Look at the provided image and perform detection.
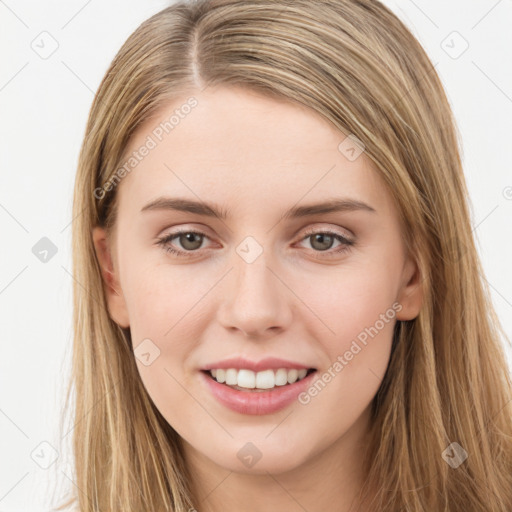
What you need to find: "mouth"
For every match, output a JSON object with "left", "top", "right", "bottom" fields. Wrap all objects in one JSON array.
[
  {"left": 199, "top": 366, "right": 319, "bottom": 415},
  {"left": 201, "top": 367, "right": 317, "bottom": 392}
]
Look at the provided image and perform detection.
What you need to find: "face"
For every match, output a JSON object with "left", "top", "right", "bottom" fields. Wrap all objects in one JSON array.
[{"left": 93, "top": 85, "right": 422, "bottom": 477}]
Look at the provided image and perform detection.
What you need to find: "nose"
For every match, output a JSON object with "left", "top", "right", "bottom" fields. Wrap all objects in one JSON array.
[{"left": 217, "top": 252, "right": 293, "bottom": 338}]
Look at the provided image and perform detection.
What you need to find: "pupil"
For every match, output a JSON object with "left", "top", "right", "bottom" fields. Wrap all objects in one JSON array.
[
  {"left": 182, "top": 232, "right": 202, "bottom": 250},
  {"left": 312, "top": 233, "right": 332, "bottom": 251}
]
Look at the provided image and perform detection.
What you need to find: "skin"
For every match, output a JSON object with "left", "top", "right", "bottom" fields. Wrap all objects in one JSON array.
[{"left": 92, "top": 85, "right": 423, "bottom": 512}]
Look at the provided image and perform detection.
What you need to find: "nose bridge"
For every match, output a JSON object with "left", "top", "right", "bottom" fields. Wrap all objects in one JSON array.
[{"left": 217, "top": 240, "right": 292, "bottom": 336}]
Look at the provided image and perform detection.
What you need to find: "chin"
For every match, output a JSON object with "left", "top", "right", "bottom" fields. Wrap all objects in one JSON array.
[{"left": 208, "top": 443, "right": 310, "bottom": 475}]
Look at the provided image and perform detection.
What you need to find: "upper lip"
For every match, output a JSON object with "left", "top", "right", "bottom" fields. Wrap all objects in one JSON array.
[{"left": 202, "top": 356, "right": 316, "bottom": 373}]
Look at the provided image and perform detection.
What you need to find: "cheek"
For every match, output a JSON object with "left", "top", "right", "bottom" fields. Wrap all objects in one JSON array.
[
  {"left": 293, "top": 258, "right": 399, "bottom": 401},
  {"left": 122, "top": 262, "right": 210, "bottom": 409},
  {"left": 298, "top": 256, "right": 400, "bottom": 343},
  {"left": 123, "top": 258, "right": 210, "bottom": 339},
  {"left": 295, "top": 270, "right": 398, "bottom": 440}
]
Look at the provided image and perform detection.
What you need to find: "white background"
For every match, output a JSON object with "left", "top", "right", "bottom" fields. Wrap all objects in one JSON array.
[{"left": 1, "top": 0, "right": 511, "bottom": 509}]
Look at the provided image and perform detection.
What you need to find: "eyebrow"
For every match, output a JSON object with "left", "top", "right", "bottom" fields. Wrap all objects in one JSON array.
[{"left": 140, "top": 196, "right": 377, "bottom": 219}]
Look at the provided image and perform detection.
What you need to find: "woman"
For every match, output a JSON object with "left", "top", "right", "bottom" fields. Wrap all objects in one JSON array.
[{"left": 59, "top": 0, "right": 512, "bottom": 510}]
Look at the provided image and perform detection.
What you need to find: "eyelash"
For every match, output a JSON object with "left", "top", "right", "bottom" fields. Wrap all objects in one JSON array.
[{"left": 156, "top": 227, "right": 355, "bottom": 259}]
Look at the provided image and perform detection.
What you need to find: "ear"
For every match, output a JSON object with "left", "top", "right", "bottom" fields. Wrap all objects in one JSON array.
[
  {"left": 395, "top": 254, "right": 424, "bottom": 321},
  {"left": 92, "top": 226, "right": 130, "bottom": 328}
]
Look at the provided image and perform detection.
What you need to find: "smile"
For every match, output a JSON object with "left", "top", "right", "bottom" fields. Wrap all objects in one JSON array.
[
  {"left": 200, "top": 368, "right": 318, "bottom": 415},
  {"left": 207, "top": 368, "right": 315, "bottom": 391}
]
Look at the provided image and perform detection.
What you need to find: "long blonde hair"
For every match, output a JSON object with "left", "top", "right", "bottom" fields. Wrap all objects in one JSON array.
[{"left": 58, "top": 0, "right": 512, "bottom": 510}]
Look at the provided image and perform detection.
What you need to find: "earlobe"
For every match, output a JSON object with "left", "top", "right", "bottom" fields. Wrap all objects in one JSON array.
[
  {"left": 395, "top": 255, "right": 424, "bottom": 321},
  {"left": 91, "top": 226, "right": 130, "bottom": 329}
]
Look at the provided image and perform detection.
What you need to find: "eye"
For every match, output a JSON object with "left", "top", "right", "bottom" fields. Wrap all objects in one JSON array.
[
  {"left": 156, "top": 227, "right": 355, "bottom": 259},
  {"left": 297, "top": 228, "right": 355, "bottom": 258},
  {"left": 156, "top": 229, "right": 210, "bottom": 258}
]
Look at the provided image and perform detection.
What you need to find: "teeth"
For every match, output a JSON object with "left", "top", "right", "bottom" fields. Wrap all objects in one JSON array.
[
  {"left": 208, "top": 368, "right": 310, "bottom": 390},
  {"left": 225, "top": 368, "right": 238, "bottom": 385},
  {"left": 275, "top": 368, "right": 288, "bottom": 386}
]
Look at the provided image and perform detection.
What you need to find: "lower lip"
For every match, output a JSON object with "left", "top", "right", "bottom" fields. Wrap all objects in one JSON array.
[{"left": 199, "top": 370, "right": 317, "bottom": 415}]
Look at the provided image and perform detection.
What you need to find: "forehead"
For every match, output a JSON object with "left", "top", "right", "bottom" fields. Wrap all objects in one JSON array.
[{"left": 116, "top": 86, "right": 392, "bottom": 218}]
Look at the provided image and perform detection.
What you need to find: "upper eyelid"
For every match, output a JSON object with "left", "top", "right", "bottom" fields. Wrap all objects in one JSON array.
[{"left": 301, "top": 225, "right": 354, "bottom": 240}]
